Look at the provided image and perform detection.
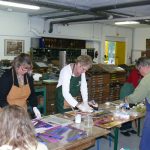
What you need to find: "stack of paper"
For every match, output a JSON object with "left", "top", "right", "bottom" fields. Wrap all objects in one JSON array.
[{"left": 41, "top": 115, "right": 73, "bottom": 126}]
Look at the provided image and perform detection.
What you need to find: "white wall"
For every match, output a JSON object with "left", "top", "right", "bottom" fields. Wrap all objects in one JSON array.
[
  {"left": 133, "top": 28, "right": 150, "bottom": 62},
  {"left": 0, "top": 10, "right": 134, "bottom": 64},
  {"left": 0, "top": 10, "right": 31, "bottom": 60}
]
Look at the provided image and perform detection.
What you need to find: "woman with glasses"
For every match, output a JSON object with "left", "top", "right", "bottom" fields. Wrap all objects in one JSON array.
[
  {"left": 56, "top": 55, "right": 93, "bottom": 114},
  {"left": 0, "top": 53, "right": 41, "bottom": 119}
]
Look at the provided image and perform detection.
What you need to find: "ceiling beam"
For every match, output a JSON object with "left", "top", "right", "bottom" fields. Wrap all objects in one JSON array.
[
  {"left": 5, "top": 0, "right": 150, "bottom": 26},
  {"left": 5, "top": 0, "right": 96, "bottom": 16},
  {"left": 91, "top": 0, "right": 150, "bottom": 12},
  {"left": 30, "top": 10, "right": 63, "bottom": 17}
]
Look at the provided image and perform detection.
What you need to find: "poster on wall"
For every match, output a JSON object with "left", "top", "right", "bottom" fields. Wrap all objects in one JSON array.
[{"left": 4, "top": 39, "right": 24, "bottom": 56}]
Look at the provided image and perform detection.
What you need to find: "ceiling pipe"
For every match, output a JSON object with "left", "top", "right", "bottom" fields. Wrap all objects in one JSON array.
[
  {"left": 45, "top": 13, "right": 81, "bottom": 20},
  {"left": 49, "top": 22, "right": 53, "bottom": 33},
  {"left": 91, "top": 0, "right": 150, "bottom": 12},
  {"left": 90, "top": 15, "right": 150, "bottom": 23},
  {"left": 104, "top": 11, "right": 134, "bottom": 18},
  {"left": 48, "top": 15, "right": 118, "bottom": 33},
  {"left": 50, "top": 16, "right": 109, "bottom": 25}
]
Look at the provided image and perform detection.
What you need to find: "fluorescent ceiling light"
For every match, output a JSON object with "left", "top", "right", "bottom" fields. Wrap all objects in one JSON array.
[
  {"left": 115, "top": 21, "right": 140, "bottom": 25},
  {"left": 0, "top": 1, "right": 40, "bottom": 10}
]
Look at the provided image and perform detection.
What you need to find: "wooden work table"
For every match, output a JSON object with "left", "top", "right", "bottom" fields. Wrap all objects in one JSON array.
[
  {"left": 63, "top": 100, "right": 145, "bottom": 150},
  {"left": 96, "top": 100, "right": 145, "bottom": 150},
  {"left": 36, "top": 114, "right": 110, "bottom": 150}
]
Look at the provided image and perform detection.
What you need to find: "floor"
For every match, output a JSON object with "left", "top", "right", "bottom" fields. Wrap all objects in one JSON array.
[{"left": 88, "top": 119, "right": 144, "bottom": 150}]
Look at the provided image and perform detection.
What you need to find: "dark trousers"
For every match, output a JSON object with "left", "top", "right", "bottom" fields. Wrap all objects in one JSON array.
[{"left": 120, "top": 121, "right": 132, "bottom": 131}]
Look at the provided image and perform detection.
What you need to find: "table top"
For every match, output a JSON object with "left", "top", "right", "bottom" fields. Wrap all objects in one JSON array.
[
  {"left": 37, "top": 100, "right": 145, "bottom": 149},
  {"left": 64, "top": 100, "right": 145, "bottom": 129}
]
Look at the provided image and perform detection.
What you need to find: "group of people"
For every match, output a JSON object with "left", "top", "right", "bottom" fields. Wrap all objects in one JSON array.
[
  {"left": 0, "top": 53, "right": 93, "bottom": 149},
  {"left": 58, "top": 55, "right": 150, "bottom": 150},
  {"left": 0, "top": 52, "right": 150, "bottom": 150}
]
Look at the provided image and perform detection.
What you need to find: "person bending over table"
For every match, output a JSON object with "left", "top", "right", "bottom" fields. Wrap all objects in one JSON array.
[
  {"left": 125, "top": 57, "right": 150, "bottom": 150},
  {"left": 0, "top": 53, "right": 41, "bottom": 119},
  {"left": 56, "top": 55, "right": 93, "bottom": 114},
  {"left": 0, "top": 105, "right": 48, "bottom": 150},
  {"left": 120, "top": 67, "right": 142, "bottom": 136}
]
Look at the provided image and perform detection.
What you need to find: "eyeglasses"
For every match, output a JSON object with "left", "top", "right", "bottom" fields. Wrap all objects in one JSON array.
[
  {"left": 21, "top": 65, "right": 32, "bottom": 72},
  {"left": 80, "top": 65, "right": 89, "bottom": 72}
]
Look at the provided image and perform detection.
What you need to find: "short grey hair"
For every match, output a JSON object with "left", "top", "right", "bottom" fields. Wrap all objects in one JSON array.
[
  {"left": 136, "top": 57, "right": 150, "bottom": 68},
  {"left": 12, "top": 53, "right": 32, "bottom": 69},
  {"left": 75, "top": 55, "right": 93, "bottom": 69}
]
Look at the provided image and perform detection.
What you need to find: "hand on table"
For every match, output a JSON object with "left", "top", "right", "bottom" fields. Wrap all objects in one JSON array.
[{"left": 78, "top": 102, "right": 93, "bottom": 113}]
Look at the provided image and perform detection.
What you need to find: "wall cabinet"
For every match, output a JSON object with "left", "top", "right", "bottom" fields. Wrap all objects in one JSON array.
[
  {"left": 45, "top": 82, "right": 57, "bottom": 115},
  {"left": 35, "top": 86, "right": 46, "bottom": 115},
  {"left": 31, "top": 37, "right": 95, "bottom": 64},
  {"left": 35, "top": 82, "right": 57, "bottom": 115}
]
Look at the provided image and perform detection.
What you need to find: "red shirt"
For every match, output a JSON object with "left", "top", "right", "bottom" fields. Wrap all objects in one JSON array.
[{"left": 127, "top": 68, "right": 142, "bottom": 88}]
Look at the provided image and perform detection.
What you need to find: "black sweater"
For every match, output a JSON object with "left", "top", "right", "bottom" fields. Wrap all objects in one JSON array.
[{"left": 0, "top": 68, "right": 37, "bottom": 108}]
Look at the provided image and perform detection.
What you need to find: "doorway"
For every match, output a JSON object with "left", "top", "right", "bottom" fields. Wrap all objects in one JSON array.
[{"left": 104, "top": 40, "right": 126, "bottom": 65}]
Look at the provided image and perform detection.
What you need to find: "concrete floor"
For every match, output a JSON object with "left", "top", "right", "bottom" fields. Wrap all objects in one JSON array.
[{"left": 88, "top": 119, "right": 144, "bottom": 150}]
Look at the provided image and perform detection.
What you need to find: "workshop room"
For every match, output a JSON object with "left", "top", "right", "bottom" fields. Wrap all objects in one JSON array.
[{"left": 0, "top": 0, "right": 150, "bottom": 150}]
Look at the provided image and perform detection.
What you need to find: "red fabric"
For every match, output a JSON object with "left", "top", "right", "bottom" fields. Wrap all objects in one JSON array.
[{"left": 127, "top": 68, "right": 142, "bottom": 88}]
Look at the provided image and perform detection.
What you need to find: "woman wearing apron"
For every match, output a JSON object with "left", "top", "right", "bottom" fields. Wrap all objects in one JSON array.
[
  {"left": 0, "top": 53, "right": 41, "bottom": 119},
  {"left": 125, "top": 57, "right": 150, "bottom": 150},
  {"left": 56, "top": 55, "right": 93, "bottom": 114}
]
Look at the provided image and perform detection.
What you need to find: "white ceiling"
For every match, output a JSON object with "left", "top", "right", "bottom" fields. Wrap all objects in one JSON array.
[{"left": 1, "top": 0, "right": 150, "bottom": 28}]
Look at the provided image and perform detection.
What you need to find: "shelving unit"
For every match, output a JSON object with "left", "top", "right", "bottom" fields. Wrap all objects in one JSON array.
[
  {"left": 31, "top": 37, "right": 95, "bottom": 64},
  {"left": 86, "top": 64, "right": 126, "bottom": 104}
]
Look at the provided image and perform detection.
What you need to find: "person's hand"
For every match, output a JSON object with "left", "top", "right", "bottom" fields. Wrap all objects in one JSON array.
[
  {"left": 88, "top": 100, "right": 98, "bottom": 108},
  {"left": 33, "top": 107, "right": 41, "bottom": 119},
  {"left": 77, "top": 103, "right": 93, "bottom": 113},
  {"left": 77, "top": 103, "right": 87, "bottom": 112},
  {"left": 83, "top": 102, "right": 93, "bottom": 112},
  {"left": 124, "top": 97, "right": 129, "bottom": 104}
]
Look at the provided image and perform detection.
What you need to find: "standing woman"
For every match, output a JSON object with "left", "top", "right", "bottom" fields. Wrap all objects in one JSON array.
[
  {"left": 56, "top": 55, "right": 93, "bottom": 113},
  {"left": 0, "top": 53, "right": 41, "bottom": 118}
]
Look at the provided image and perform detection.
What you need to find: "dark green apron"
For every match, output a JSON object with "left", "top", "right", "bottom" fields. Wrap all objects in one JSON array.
[{"left": 55, "top": 74, "right": 81, "bottom": 114}]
